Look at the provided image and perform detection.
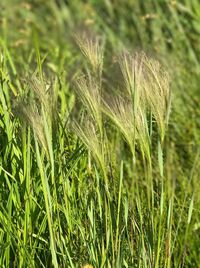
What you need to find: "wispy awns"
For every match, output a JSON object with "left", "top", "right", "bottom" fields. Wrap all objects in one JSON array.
[
  {"left": 71, "top": 118, "right": 107, "bottom": 177},
  {"left": 102, "top": 94, "right": 150, "bottom": 160},
  {"left": 102, "top": 96, "right": 135, "bottom": 154},
  {"left": 119, "top": 51, "right": 171, "bottom": 119},
  {"left": 15, "top": 101, "right": 48, "bottom": 150},
  {"left": 142, "top": 55, "right": 171, "bottom": 142},
  {"left": 71, "top": 34, "right": 171, "bottom": 173},
  {"left": 72, "top": 33, "right": 107, "bottom": 176},
  {"left": 75, "top": 74, "right": 103, "bottom": 134},
  {"left": 119, "top": 51, "right": 145, "bottom": 101},
  {"left": 105, "top": 52, "right": 171, "bottom": 150},
  {"left": 29, "top": 75, "right": 52, "bottom": 114},
  {"left": 13, "top": 75, "right": 56, "bottom": 153},
  {"left": 75, "top": 33, "right": 104, "bottom": 75},
  {"left": 72, "top": 40, "right": 171, "bottom": 165}
]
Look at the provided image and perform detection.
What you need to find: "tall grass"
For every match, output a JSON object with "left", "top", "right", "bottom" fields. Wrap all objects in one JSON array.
[
  {"left": 72, "top": 35, "right": 173, "bottom": 267},
  {"left": 0, "top": 1, "right": 199, "bottom": 267}
]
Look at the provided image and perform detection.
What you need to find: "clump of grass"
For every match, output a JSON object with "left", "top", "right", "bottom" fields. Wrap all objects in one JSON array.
[
  {"left": 71, "top": 37, "right": 174, "bottom": 267},
  {"left": 72, "top": 37, "right": 171, "bottom": 180},
  {"left": 73, "top": 43, "right": 171, "bottom": 167},
  {"left": 72, "top": 36, "right": 172, "bottom": 242},
  {"left": 1, "top": 1, "right": 199, "bottom": 267}
]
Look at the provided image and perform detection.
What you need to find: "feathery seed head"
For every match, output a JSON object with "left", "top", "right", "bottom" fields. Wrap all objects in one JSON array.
[
  {"left": 75, "top": 33, "right": 104, "bottom": 74},
  {"left": 13, "top": 75, "right": 56, "bottom": 153},
  {"left": 141, "top": 55, "right": 171, "bottom": 141},
  {"left": 75, "top": 74, "right": 102, "bottom": 133},
  {"left": 71, "top": 118, "right": 107, "bottom": 176}
]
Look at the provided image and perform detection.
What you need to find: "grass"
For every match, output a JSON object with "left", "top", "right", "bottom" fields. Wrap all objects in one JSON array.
[{"left": 0, "top": 0, "right": 200, "bottom": 267}]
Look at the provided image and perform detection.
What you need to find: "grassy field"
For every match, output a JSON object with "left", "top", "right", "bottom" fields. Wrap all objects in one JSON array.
[{"left": 0, "top": 1, "right": 200, "bottom": 267}]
